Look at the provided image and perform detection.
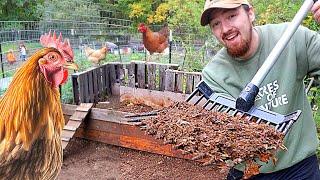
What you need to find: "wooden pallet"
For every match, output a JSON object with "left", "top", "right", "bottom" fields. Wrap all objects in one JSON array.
[{"left": 62, "top": 103, "right": 93, "bottom": 150}]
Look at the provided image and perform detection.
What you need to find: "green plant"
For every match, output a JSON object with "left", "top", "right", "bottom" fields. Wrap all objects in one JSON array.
[{"left": 60, "top": 80, "right": 74, "bottom": 104}]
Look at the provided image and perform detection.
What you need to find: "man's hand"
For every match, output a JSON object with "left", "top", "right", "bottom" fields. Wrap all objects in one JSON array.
[{"left": 311, "top": 1, "right": 320, "bottom": 23}]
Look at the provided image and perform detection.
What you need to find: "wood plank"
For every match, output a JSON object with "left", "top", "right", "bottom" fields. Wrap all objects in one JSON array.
[
  {"left": 92, "top": 69, "right": 99, "bottom": 102},
  {"left": 62, "top": 104, "right": 77, "bottom": 115},
  {"left": 108, "top": 64, "right": 116, "bottom": 85},
  {"left": 87, "top": 70, "right": 94, "bottom": 103},
  {"left": 62, "top": 141, "right": 69, "bottom": 149},
  {"left": 78, "top": 73, "right": 86, "bottom": 104},
  {"left": 159, "top": 65, "right": 166, "bottom": 91},
  {"left": 62, "top": 129, "right": 75, "bottom": 139},
  {"left": 64, "top": 125, "right": 77, "bottom": 131},
  {"left": 70, "top": 111, "right": 88, "bottom": 121},
  {"left": 104, "top": 64, "right": 112, "bottom": 96},
  {"left": 65, "top": 120, "right": 82, "bottom": 128},
  {"left": 136, "top": 62, "right": 146, "bottom": 88},
  {"left": 131, "top": 61, "right": 179, "bottom": 69},
  {"left": 71, "top": 74, "right": 80, "bottom": 105},
  {"left": 97, "top": 66, "right": 103, "bottom": 98},
  {"left": 89, "top": 108, "right": 131, "bottom": 123},
  {"left": 175, "top": 72, "right": 184, "bottom": 93},
  {"left": 108, "top": 64, "right": 117, "bottom": 95},
  {"left": 73, "top": 125, "right": 197, "bottom": 161},
  {"left": 147, "top": 63, "right": 156, "bottom": 90},
  {"left": 165, "top": 70, "right": 175, "bottom": 92},
  {"left": 62, "top": 137, "right": 70, "bottom": 142},
  {"left": 118, "top": 64, "right": 125, "bottom": 86},
  {"left": 185, "top": 74, "right": 193, "bottom": 94},
  {"left": 193, "top": 75, "right": 202, "bottom": 90},
  {"left": 101, "top": 64, "right": 107, "bottom": 95},
  {"left": 127, "top": 62, "right": 135, "bottom": 87},
  {"left": 76, "top": 103, "right": 94, "bottom": 112}
]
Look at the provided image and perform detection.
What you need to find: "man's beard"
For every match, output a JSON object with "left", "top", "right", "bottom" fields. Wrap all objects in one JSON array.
[{"left": 224, "top": 29, "right": 252, "bottom": 58}]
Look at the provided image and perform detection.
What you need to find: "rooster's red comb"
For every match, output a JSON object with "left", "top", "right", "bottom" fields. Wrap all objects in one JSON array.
[{"left": 40, "top": 30, "right": 74, "bottom": 61}]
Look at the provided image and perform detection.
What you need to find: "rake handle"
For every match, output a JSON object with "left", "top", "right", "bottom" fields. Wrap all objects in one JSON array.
[{"left": 236, "top": 0, "right": 318, "bottom": 112}]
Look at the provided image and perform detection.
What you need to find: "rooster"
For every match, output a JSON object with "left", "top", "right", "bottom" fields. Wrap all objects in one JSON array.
[
  {"left": 138, "top": 23, "right": 169, "bottom": 61},
  {"left": 84, "top": 45, "right": 108, "bottom": 66},
  {"left": 0, "top": 31, "right": 78, "bottom": 179}
]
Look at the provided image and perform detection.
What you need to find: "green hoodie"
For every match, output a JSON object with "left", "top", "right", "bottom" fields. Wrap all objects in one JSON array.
[{"left": 202, "top": 23, "right": 320, "bottom": 173}]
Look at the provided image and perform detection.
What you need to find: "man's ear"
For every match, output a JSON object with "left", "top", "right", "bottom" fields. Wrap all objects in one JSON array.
[{"left": 248, "top": 6, "right": 256, "bottom": 23}]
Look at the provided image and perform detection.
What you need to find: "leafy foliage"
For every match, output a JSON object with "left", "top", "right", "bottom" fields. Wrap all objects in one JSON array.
[
  {"left": 0, "top": 0, "right": 44, "bottom": 21},
  {"left": 251, "top": 0, "right": 320, "bottom": 31}
]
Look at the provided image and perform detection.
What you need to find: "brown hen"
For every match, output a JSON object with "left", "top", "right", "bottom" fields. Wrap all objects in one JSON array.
[
  {"left": 138, "top": 23, "right": 169, "bottom": 61},
  {"left": 0, "top": 32, "right": 78, "bottom": 180}
]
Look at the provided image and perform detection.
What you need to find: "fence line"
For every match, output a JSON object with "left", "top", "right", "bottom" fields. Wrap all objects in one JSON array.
[{"left": 71, "top": 61, "right": 202, "bottom": 104}]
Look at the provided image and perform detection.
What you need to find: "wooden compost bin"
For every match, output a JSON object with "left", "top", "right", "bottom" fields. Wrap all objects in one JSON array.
[{"left": 65, "top": 61, "right": 203, "bottom": 160}]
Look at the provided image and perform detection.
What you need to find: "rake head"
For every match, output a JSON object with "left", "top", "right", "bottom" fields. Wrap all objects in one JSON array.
[{"left": 186, "top": 81, "right": 301, "bottom": 135}]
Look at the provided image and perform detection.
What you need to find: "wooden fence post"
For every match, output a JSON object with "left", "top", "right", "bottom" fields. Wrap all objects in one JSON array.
[
  {"left": 71, "top": 74, "right": 80, "bottom": 105},
  {"left": 165, "top": 69, "right": 175, "bottom": 92}
]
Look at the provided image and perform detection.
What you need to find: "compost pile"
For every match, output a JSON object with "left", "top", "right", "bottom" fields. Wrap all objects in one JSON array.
[{"left": 140, "top": 102, "right": 285, "bottom": 179}]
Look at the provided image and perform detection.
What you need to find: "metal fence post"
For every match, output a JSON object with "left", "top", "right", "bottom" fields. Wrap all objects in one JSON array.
[
  {"left": 0, "top": 44, "right": 4, "bottom": 78},
  {"left": 169, "top": 30, "right": 172, "bottom": 63}
]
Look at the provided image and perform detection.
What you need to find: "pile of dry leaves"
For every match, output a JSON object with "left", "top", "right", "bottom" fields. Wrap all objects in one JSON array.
[{"left": 140, "top": 102, "right": 286, "bottom": 179}]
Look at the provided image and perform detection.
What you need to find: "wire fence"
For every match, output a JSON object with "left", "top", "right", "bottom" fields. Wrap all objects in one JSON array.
[{"left": 0, "top": 2, "right": 215, "bottom": 93}]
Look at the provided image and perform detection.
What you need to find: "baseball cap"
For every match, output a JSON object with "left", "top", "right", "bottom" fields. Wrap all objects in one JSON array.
[{"left": 200, "top": 0, "right": 250, "bottom": 26}]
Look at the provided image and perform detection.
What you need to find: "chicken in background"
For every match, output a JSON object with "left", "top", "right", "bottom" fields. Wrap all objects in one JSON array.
[
  {"left": 0, "top": 31, "right": 78, "bottom": 179},
  {"left": 120, "top": 93, "right": 173, "bottom": 110},
  {"left": 84, "top": 44, "right": 108, "bottom": 66},
  {"left": 6, "top": 49, "right": 16, "bottom": 65},
  {"left": 138, "top": 23, "right": 169, "bottom": 61}
]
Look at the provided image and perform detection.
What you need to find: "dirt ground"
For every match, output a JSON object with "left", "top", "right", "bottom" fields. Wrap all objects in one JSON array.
[{"left": 58, "top": 138, "right": 227, "bottom": 180}]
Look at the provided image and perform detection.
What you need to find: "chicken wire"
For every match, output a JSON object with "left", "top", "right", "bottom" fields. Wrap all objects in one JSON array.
[{"left": 0, "top": 1, "right": 213, "bottom": 96}]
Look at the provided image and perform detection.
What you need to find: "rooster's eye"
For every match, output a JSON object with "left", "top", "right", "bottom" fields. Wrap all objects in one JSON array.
[
  {"left": 49, "top": 54, "right": 57, "bottom": 60},
  {"left": 46, "top": 52, "right": 59, "bottom": 61}
]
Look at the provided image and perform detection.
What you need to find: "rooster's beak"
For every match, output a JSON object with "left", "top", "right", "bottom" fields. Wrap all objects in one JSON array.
[{"left": 63, "top": 62, "right": 79, "bottom": 70}]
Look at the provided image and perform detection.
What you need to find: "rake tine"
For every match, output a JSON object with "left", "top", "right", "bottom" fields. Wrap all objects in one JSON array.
[
  {"left": 231, "top": 110, "right": 238, "bottom": 116},
  {"left": 237, "top": 112, "right": 245, "bottom": 119},
  {"left": 194, "top": 94, "right": 205, "bottom": 105},
  {"left": 186, "top": 89, "right": 199, "bottom": 102},
  {"left": 217, "top": 104, "right": 225, "bottom": 112},
  {"left": 246, "top": 115, "right": 253, "bottom": 121},
  {"left": 278, "top": 122, "right": 287, "bottom": 132},
  {"left": 127, "top": 118, "right": 142, "bottom": 123},
  {"left": 283, "top": 120, "right": 294, "bottom": 134},
  {"left": 124, "top": 111, "right": 159, "bottom": 118},
  {"left": 223, "top": 107, "right": 231, "bottom": 113},
  {"left": 256, "top": 118, "right": 262, "bottom": 124},
  {"left": 202, "top": 100, "right": 211, "bottom": 109},
  {"left": 209, "top": 102, "right": 218, "bottom": 110}
]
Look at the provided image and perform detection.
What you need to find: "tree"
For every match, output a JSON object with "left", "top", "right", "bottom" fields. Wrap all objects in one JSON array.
[
  {"left": 251, "top": 0, "right": 320, "bottom": 31},
  {"left": 0, "top": 0, "right": 44, "bottom": 21}
]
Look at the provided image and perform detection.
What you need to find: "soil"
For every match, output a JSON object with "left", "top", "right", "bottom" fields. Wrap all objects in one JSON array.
[{"left": 58, "top": 138, "right": 226, "bottom": 180}]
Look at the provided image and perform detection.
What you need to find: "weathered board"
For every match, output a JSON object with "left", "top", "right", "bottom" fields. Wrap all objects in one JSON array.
[
  {"left": 62, "top": 103, "right": 93, "bottom": 149},
  {"left": 62, "top": 104, "right": 201, "bottom": 161},
  {"left": 164, "top": 69, "right": 202, "bottom": 94}
]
